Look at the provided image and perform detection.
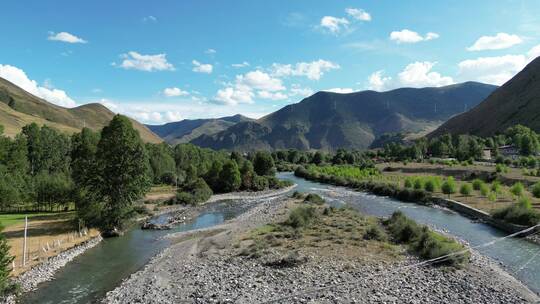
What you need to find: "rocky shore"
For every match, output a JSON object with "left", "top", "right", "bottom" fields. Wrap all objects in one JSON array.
[{"left": 103, "top": 195, "right": 539, "bottom": 304}]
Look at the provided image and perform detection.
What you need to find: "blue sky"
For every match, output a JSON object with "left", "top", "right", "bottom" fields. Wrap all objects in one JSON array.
[{"left": 1, "top": 0, "right": 540, "bottom": 124}]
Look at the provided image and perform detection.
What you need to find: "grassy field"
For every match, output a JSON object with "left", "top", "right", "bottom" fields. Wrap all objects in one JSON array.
[
  {"left": 375, "top": 162, "right": 540, "bottom": 212},
  {"left": 1, "top": 211, "right": 99, "bottom": 276}
]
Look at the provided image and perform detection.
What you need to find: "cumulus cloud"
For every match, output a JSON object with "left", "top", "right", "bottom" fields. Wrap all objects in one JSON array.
[
  {"left": 257, "top": 90, "right": 288, "bottom": 100},
  {"left": 467, "top": 33, "right": 522, "bottom": 51},
  {"left": 345, "top": 8, "right": 371, "bottom": 21},
  {"left": 389, "top": 29, "right": 439, "bottom": 44},
  {"left": 116, "top": 52, "right": 175, "bottom": 72},
  {"left": 237, "top": 70, "right": 284, "bottom": 91},
  {"left": 366, "top": 62, "right": 453, "bottom": 91},
  {"left": 289, "top": 84, "right": 313, "bottom": 97},
  {"left": 323, "top": 88, "right": 354, "bottom": 94},
  {"left": 398, "top": 62, "right": 454, "bottom": 87},
  {"left": 367, "top": 70, "right": 393, "bottom": 91},
  {"left": 47, "top": 31, "right": 87, "bottom": 44},
  {"left": 320, "top": 16, "right": 349, "bottom": 34},
  {"left": 0, "top": 64, "right": 77, "bottom": 107},
  {"left": 192, "top": 60, "right": 213, "bottom": 74},
  {"left": 271, "top": 60, "right": 340, "bottom": 80},
  {"left": 214, "top": 87, "right": 254, "bottom": 106},
  {"left": 162, "top": 87, "right": 189, "bottom": 97},
  {"left": 232, "top": 61, "right": 250, "bottom": 68},
  {"left": 457, "top": 44, "right": 540, "bottom": 85}
]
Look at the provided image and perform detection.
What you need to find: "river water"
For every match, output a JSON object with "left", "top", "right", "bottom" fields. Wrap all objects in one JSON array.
[{"left": 21, "top": 172, "right": 540, "bottom": 303}]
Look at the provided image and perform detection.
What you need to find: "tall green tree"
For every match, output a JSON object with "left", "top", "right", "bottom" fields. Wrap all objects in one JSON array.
[
  {"left": 0, "top": 224, "right": 14, "bottom": 295},
  {"left": 253, "top": 151, "right": 275, "bottom": 176},
  {"left": 91, "top": 115, "right": 151, "bottom": 231},
  {"left": 219, "top": 160, "right": 241, "bottom": 192}
]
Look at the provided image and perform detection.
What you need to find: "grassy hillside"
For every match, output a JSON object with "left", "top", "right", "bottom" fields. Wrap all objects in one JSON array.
[
  {"left": 0, "top": 77, "right": 162, "bottom": 143},
  {"left": 431, "top": 56, "right": 540, "bottom": 137},
  {"left": 147, "top": 114, "right": 252, "bottom": 144},
  {"left": 192, "top": 82, "right": 497, "bottom": 151}
]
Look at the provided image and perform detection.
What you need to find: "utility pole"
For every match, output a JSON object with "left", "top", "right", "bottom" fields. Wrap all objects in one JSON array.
[{"left": 23, "top": 216, "right": 28, "bottom": 266}]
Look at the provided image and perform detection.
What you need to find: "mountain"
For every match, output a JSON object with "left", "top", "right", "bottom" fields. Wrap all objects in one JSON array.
[
  {"left": 147, "top": 114, "right": 253, "bottom": 145},
  {"left": 431, "top": 57, "right": 540, "bottom": 137},
  {"left": 191, "top": 82, "right": 497, "bottom": 151},
  {"left": 0, "top": 77, "right": 162, "bottom": 143}
]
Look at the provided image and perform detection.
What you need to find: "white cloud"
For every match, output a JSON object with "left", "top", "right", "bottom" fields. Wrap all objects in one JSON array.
[
  {"left": 232, "top": 61, "right": 250, "bottom": 68},
  {"left": 47, "top": 31, "right": 87, "bottom": 44},
  {"left": 323, "top": 88, "right": 354, "bottom": 94},
  {"left": 205, "top": 49, "right": 217, "bottom": 54},
  {"left": 237, "top": 70, "right": 285, "bottom": 91},
  {"left": 142, "top": 16, "right": 157, "bottom": 23},
  {"left": 0, "top": 64, "right": 77, "bottom": 107},
  {"left": 162, "top": 87, "right": 189, "bottom": 97},
  {"left": 467, "top": 33, "right": 523, "bottom": 51},
  {"left": 214, "top": 87, "right": 254, "bottom": 106},
  {"left": 528, "top": 45, "right": 540, "bottom": 59},
  {"left": 365, "top": 62, "right": 453, "bottom": 91},
  {"left": 458, "top": 55, "right": 527, "bottom": 85},
  {"left": 345, "top": 8, "right": 371, "bottom": 21},
  {"left": 192, "top": 60, "right": 213, "bottom": 74},
  {"left": 271, "top": 60, "right": 340, "bottom": 80},
  {"left": 367, "top": 70, "right": 393, "bottom": 91},
  {"left": 320, "top": 16, "right": 349, "bottom": 34},
  {"left": 116, "top": 51, "right": 174, "bottom": 72},
  {"left": 398, "top": 62, "right": 454, "bottom": 87},
  {"left": 257, "top": 91, "right": 288, "bottom": 100},
  {"left": 289, "top": 84, "right": 313, "bottom": 97},
  {"left": 389, "top": 29, "right": 439, "bottom": 44}
]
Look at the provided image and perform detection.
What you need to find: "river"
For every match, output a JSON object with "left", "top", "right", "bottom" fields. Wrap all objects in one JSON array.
[{"left": 20, "top": 172, "right": 540, "bottom": 303}]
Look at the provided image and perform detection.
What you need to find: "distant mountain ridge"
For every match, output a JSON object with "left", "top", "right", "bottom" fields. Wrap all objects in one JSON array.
[
  {"left": 147, "top": 114, "right": 253, "bottom": 145},
  {"left": 191, "top": 82, "right": 497, "bottom": 151},
  {"left": 431, "top": 56, "right": 540, "bottom": 137},
  {"left": 0, "top": 77, "right": 162, "bottom": 143}
]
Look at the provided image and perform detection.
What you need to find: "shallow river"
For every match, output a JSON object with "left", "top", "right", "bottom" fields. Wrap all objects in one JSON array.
[{"left": 21, "top": 172, "right": 540, "bottom": 303}]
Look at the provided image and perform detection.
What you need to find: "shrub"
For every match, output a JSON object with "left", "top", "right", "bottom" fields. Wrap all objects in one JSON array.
[
  {"left": 472, "top": 179, "right": 484, "bottom": 191},
  {"left": 385, "top": 211, "right": 468, "bottom": 266},
  {"left": 413, "top": 178, "right": 424, "bottom": 190},
  {"left": 363, "top": 224, "right": 387, "bottom": 241},
  {"left": 493, "top": 205, "right": 540, "bottom": 226},
  {"left": 518, "top": 196, "right": 533, "bottom": 209},
  {"left": 510, "top": 182, "right": 525, "bottom": 197},
  {"left": 404, "top": 178, "right": 413, "bottom": 188},
  {"left": 488, "top": 192, "right": 497, "bottom": 202},
  {"left": 532, "top": 182, "right": 540, "bottom": 198},
  {"left": 292, "top": 191, "right": 305, "bottom": 199},
  {"left": 491, "top": 181, "right": 502, "bottom": 194},
  {"left": 176, "top": 178, "right": 213, "bottom": 205},
  {"left": 460, "top": 183, "right": 473, "bottom": 196},
  {"left": 304, "top": 193, "right": 325, "bottom": 205},
  {"left": 480, "top": 184, "right": 490, "bottom": 197},
  {"left": 286, "top": 205, "right": 318, "bottom": 228},
  {"left": 424, "top": 179, "right": 436, "bottom": 192},
  {"left": 252, "top": 175, "right": 269, "bottom": 191},
  {"left": 441, "top": 177, "right": 457, "bottom": 197}
]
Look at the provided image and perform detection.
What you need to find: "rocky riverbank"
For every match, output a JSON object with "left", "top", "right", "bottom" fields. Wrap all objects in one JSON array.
[{"left": 103, "top": 195, "right": 539, "bottom": 304}]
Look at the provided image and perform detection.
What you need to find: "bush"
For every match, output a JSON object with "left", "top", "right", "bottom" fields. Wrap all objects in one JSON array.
[
  {"left": 404, "top": 178, "right": 413, "bottom": 188},
  {"left": 424, "top": 179, "right": 437, "bottom": 192},
  {"left": 460, "top": 183, "right": 473, "bottom": 196},
  {"left": 472, "top": 179, "right": 484, "bottom": 191},
  {"left": 292, "top": 191, "right": 305, "bottom": 199},
  {"left": 252, "top": 175, "right": 269, "bottom": 191},
  {"left": 413, "top": 178, "right": 424, "bottom": 190},
  {"left": 363, "top": 224, "right": 387, "bottom": 241},
  {"left": 493, "top": 205, "right": 540, "bottom": 226},
  {"left": 532, "top": 182, "right": 540, "bottom": 198},
  {"left": 510, "top": 182, "right": 525, "bottom": 197},
  {"left": 480, "top": 184, "right": 490, "bottom": 197},
  {"left": 441, "top": 177, "right": 457, "bottom": 197},
  {"left": 491, "top": 181, "right": 502, "bottom": 194},
  {"left": 304, "top": 193, "right": 325, "bottom": 205},
  {"left": 518, "top": 196, "right": 533, "bottom": 209},
  {"left": 176, "top": 178, "right": 213, "bottom": 205},
  {"left": 488, "top": 192, "right": 497, "bottom": 202},
  {"left": 385, "top": 211, "right": 468, "bottom": 266},
  {"left": 286, "top": 205, "right": 318, "bottom": 228}
]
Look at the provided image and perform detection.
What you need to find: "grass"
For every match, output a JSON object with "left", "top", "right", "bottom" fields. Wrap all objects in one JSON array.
[{"left": 0, "top": 212, "right": 74, "bottom": 228}]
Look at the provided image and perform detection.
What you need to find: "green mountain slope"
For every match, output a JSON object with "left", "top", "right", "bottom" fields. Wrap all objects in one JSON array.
[
  {"left": 431, "top": 57, "right": 540, "bottom": 137},
  {"left": 0, "top": 77, "right": 162, "bottom": 143},
  {"left": 191, "top": 82, "right": 497, "bottom": 151},
  {"left": 146, "top": 114, "right": 252, "bottom": 145}
]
